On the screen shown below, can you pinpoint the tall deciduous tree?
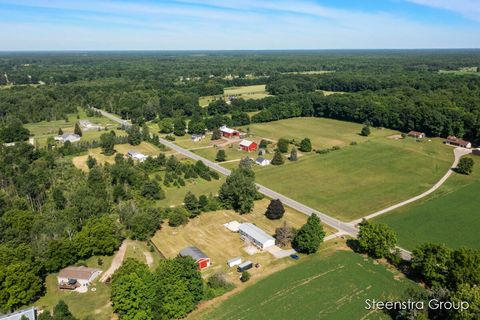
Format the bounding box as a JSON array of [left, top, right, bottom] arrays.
[[74, 122, 82, 137], [456, 157, 474, 175], [100, 132, 116, 155], [277, 138, 289, 153], [265, 199, 285, 220], [219, 167, 257, 214], [127, 125, 142, 146], [184, 191, 200, 217], [216, 149, 226, 162], [357, 220, 397, 259], [292, 214, 325, 254], [211, 128, 222, 140]]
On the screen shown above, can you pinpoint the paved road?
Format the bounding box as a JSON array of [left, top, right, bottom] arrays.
[[94, 107, 470, 261], [349, 146, 472, 225]]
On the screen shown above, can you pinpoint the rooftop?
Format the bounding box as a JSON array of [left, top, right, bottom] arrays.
[[238, 223, 275, 245], [58, 266, 100, 281], [179, 246, 208, 261], [240, 139, 254, 147], [220, 125, 236, 134]]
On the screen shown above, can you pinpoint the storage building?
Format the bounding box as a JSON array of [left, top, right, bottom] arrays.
[[238, 223, 275, 249]]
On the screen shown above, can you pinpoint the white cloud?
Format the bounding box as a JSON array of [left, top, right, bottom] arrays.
[[406, 0, 480, 21]]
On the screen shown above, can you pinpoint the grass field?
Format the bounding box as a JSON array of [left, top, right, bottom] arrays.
[[72, 142, 165, 171], [242, 117, 392, 149], [151, 198, 336, 279], [124, 240, 162, 269], [192, 249, 419, 320], [254, 136, 452, 221], [157, 177, 225, 207], [199, 84, 270, 107], [281, 70, 334, 75], [376, 156, 480, 250], [191, 141, 260, 163], [33, 255, 114, 320]]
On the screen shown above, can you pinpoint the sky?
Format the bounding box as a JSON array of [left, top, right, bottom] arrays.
[[0, 0, 479, 50]]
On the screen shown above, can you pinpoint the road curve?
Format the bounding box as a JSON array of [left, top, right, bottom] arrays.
[[349, 147, 472, 225]]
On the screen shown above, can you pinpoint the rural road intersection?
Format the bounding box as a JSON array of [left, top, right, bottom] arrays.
[[95, 108, 470, 260]]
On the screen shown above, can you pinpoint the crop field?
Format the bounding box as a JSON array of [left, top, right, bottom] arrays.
[[254, 137, 452, 221], [71, 142, 166, 171], [242, 117, 393, 149], [199, 84, 270, 107], [33, 255, 114, 320], [193, 250, 419, 320], [376, 157, 480, 250], [152, 198, 336, 279]]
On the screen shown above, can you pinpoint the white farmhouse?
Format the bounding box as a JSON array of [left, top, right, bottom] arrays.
[[57, 266, 101, 287], [238, 223, 275, 250]]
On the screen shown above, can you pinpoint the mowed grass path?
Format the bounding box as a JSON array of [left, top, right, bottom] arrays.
[[255, 138, 452, 221], [376, 157, 480, 250], [193, 250, 419, 320]]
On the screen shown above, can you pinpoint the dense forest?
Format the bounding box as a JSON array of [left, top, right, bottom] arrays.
[[1, 50, 480, 143]]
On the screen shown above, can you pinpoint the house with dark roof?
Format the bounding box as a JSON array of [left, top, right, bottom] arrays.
[[255, 157, 270, 166], [179, 246, 211, 270]]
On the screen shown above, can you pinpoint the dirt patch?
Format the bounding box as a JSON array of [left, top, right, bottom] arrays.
[[387, 134, 402, 140]]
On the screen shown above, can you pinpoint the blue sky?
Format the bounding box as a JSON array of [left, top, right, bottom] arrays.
[[0, 0, 479, 50]]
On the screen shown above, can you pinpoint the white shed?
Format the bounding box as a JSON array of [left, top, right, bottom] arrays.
[[227, 257, 242, 268], [238, 223, 275, 250]]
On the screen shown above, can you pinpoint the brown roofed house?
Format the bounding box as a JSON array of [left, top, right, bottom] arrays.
[[408, 131, 425, 139], [445, 136, 472, 148], [57, 266, 101, 288]]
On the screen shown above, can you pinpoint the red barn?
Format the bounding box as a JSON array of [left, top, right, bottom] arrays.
[[240, 139, 258, 152], [179, 246, 210, 270], [219, 125, 239, 137]]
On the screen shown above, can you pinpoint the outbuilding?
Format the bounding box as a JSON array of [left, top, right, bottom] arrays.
[[191, 134, 205, 142], [127, 150, 148, 162], [255, 157, 270, 166], [445, 136, 472, 148], [57, 266, 101, 287], [238, 223, 275, 250], [0, 307, 37, 320], [239, 140, 258, 152], [54, 133, 81, 143], [219, 125, 239, 138], [227, 257, 242, 268], [179, 246, 211, 270], [407, 131, 425, 139]]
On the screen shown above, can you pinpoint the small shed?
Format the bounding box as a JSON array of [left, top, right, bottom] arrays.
[[408, 131, 425, 139], [179, 246, 211, 270], [227, 257, 242, 268], [255, 157, 270, 166], [127, 150, 148, 162]]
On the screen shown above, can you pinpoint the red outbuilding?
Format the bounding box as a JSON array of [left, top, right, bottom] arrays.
[[219, 125, 239, 137], [239, 139, 258, 152], [179, 246, 211, 270]]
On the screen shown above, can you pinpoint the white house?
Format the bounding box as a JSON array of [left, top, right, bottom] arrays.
[[127, 150, 148, 162], [238, 223, 275, 250], [57, 266, 101, 287], [255, 157, 270, 166], [79, 119, 103, 131], [227, 257, 242, 268], [191, 134, 205, 142], [54, 133, 81, 143]]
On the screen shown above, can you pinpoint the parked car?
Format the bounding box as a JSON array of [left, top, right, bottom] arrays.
[[290, 254, 300, 260]]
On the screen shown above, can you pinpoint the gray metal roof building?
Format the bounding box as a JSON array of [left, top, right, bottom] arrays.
[[0, 307, 37, 320], [238, 223, 275, 249], [179, 246, 208, 261]]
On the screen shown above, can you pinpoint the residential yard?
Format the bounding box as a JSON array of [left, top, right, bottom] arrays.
[[72, 142, 167, 171], [151, 198, 336, 280], [199, 84, 270, 107], [254, 137, 452, 221], [242, 117, 394, 149], [191, 249, 419, 320], [191, 141, 260, 163], [376, 156, 480, 250], [33, 255, 114, 320], [157, 177, 225, 207], [124, 240, 162, 269]]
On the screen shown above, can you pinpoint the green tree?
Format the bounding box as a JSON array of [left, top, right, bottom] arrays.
[[450, 284, 480, 320], [411, 243, 452, 287], [53, 300, 77, 320], [127, 125, 142, 146], [184, 192, 200, 217], [52, 188, 66, 210], [299, 138, 312, 152], [141, 123, 150, 141], [219, 167, 257, 214], [58, 128, 63, 135], [292, 214, 325, 254], [360, 125, 371, 137], [188, 121, 205, 135], [73, 216, 121, 258], [216, 149, 226, 162], [277, 138, 289, 153], [74, 122, 82, 137], [198, 195, 209, 211], [271, 149, 284, 165], [173, 118, 187, 136], [86, 155, 97, 169], [289, 146, 298, 161], [240, 271, 251, 282], [265, 199, 285, 220], [211, 128, 222, 140], [456, 157, 474, 175], [168, 207, 189, 227], [100, 132, 116, 155], [141, 180, 165, 200], [357, 220, 397, 259], [158, 118, 174, 134]]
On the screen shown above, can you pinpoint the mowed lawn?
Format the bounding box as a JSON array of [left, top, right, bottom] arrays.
[[199, 84, 270, 107], [157, 177, 225, 207], [192, 250, 419, 320], [376, 156, 480, 250], [242, 117, 393, 149], [255, 138, 452, 221]]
